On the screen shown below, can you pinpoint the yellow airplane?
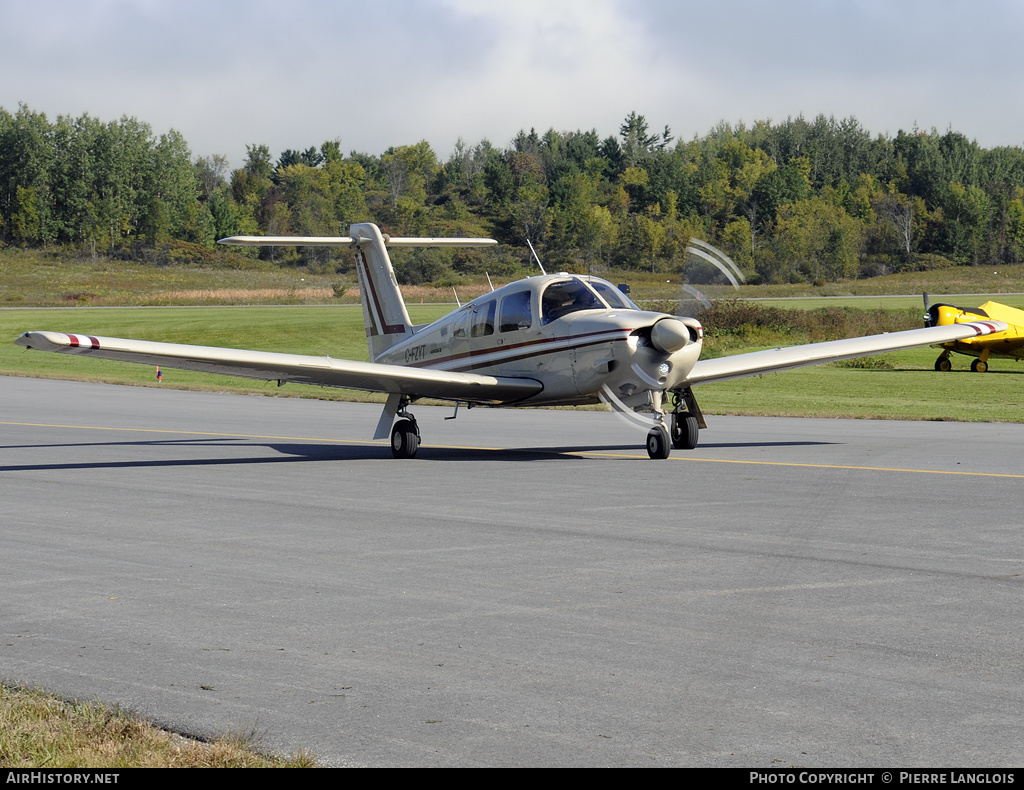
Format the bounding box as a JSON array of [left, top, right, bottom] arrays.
[[926, 296, 1024, 372]]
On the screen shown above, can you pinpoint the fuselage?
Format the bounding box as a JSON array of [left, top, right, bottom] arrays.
[[375, 274, 703, 406]]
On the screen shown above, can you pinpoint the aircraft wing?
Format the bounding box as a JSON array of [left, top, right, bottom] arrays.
[[13, 331, 541, 404], [685, 320, 1008, 385]]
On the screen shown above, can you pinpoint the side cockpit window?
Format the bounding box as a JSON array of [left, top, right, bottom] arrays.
[[500, 290, 533, 332], [471, 300, 496, 337]]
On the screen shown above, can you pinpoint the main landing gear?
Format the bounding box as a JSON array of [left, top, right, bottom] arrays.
[[671, 411, 700, 450], [390, 401, 421, 459], [935, 350, 991, 372], [390, 418, 419, 458]]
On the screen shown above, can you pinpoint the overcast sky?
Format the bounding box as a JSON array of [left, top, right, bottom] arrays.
[[3, 0, 1022, 167]]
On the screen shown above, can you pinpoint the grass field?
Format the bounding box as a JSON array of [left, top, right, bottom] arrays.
[[0, 684, 314, 768], [4, 246, 1024, 306]]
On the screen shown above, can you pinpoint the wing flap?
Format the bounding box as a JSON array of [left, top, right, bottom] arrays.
[[685, 321, 1008, 385], [14, 331, 541, 404]]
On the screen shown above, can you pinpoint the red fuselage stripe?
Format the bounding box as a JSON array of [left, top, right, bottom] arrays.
[[449, 335, 630, 373], [403, 327, 636, 369]]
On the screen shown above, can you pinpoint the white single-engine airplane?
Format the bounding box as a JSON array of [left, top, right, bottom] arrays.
[[15, 223, 1007, 459]]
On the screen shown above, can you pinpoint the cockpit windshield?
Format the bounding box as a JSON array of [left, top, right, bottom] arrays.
[[540, 277, 640, 324], [541, 278, 603, 325], [586, 278, 640, 310]]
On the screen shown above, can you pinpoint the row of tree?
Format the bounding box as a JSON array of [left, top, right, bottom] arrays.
[[2, 104, 1024, 284]]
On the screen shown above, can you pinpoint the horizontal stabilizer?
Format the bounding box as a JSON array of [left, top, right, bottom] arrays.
[[219, 235, 497, 248]]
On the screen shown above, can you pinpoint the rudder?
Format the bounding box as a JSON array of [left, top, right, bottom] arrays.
[[350, 223, 414, 361]]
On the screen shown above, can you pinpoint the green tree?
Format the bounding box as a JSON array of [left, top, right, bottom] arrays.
[[767, 196, 861, 282], [9, 185, 40, 245], [0, 104, 52, 244]]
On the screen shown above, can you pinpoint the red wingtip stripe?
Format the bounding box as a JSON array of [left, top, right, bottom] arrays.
[[65, 334, 100, 349]]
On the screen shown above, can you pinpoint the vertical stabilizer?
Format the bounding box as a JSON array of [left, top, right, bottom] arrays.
[[350, 223, 414, 361]]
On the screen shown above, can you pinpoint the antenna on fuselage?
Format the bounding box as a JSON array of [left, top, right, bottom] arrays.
[[526, 239, 547, 275], [452, 287, 462, 308], [486, 272, 494, 292]]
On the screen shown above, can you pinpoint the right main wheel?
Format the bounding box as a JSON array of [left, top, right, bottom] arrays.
[[390, 419, 420, 459]]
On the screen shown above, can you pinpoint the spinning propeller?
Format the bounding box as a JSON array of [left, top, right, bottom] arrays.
[[675, 239, 745, 317], [602, 239, 744, 443]]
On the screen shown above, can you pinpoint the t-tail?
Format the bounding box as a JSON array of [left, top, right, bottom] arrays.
[[218, 223, 496, 362]]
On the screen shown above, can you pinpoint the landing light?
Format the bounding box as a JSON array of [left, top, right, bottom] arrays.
[[658, 362, 671, 377]]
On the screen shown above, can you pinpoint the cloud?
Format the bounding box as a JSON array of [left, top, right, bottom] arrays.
[[1, 0, 1022, 168]]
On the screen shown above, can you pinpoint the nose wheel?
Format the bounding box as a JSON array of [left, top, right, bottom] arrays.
[[646, 424, 671, 459]]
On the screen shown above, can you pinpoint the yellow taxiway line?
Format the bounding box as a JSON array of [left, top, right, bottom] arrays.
[[4, 419, 1024, 479]]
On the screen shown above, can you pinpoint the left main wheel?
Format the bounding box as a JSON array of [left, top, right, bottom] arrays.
[[646, 425, 671, 460], [671, 413, 699, 450], [391, 419, 420, 459], [971, 358, 988, 372]]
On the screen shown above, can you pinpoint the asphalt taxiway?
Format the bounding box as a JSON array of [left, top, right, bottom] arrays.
[[2, 376, 1022, 767]]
